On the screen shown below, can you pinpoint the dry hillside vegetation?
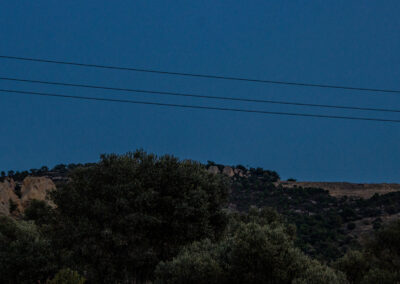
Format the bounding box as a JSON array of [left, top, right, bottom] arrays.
[[276, 181, 400, 198]]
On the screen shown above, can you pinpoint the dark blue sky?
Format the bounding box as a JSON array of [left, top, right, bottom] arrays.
[[1, 1, 399, 182]]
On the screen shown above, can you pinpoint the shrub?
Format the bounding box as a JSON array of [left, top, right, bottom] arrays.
[[8, 198, 18, 213], [47, 268, 86, 284]]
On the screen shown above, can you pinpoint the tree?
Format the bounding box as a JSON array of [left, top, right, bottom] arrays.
[[333, 250, 369, 283], [292, 260, 347, 284], [24, 199, 54, 226], [39, 165, 49, 174], [49, 151, 229, 283], [335, 220, 400, 283], [51, 164, 67, 174], [361, 268, 399, 284], [226, 222, 306, 283], [156, 208, 346, 284], [0, 216, 56, 283], [206, 160, 216, 167], [155, 240, 224, 284]]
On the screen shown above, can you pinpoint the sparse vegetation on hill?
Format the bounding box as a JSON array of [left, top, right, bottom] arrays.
[[228, 169, 400, 260]]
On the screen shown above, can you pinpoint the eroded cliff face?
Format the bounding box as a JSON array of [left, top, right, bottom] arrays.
[[0, 176, 55, 216], [0, 178, 22, 215], [20, 177, 56, 207]]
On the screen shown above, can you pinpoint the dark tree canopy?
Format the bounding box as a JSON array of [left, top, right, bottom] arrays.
[[49, 151, 229, 283], [2, 150, 400, 283], [155, 208, 347, 284], [334, 220, 400, 284], [0, 216, 56, 284]]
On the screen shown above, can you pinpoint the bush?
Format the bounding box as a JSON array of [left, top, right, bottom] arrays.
[[47, 268, 86, 284]]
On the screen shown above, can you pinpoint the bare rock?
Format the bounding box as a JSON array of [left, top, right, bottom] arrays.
[[20, 177, 56, 207], [208, 166, 220, 174], [234, 168, 244, 177], [0, 178, 22, 215], [222, 166, 234, 177]]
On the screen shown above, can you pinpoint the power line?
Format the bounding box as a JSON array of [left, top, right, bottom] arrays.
[[0, 88, 399, 123], [1, 77, 399, 113], [1, 55, 399, 94]]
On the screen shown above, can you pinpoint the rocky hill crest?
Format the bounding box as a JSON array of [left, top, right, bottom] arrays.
[[0, 176, 55, 216]]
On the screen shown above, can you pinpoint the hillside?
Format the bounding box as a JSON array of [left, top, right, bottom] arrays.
[[276, 181, 400, 198], [1, 162, 400, 261], [207, 164, 400, 260]]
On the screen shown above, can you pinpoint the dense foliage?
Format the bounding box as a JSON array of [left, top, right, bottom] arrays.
[[0, 216, 56, 284], [1, 152, 399, 283], [334, 220, 400, 283], [48, 151, 228, 283], [155, 208, 347, 284]]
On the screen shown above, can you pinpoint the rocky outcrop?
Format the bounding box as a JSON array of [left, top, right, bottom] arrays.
[[208, 165, 248, 178], [208, 166, 220, 174], [0, 178, 22, 215], [234, 168, 245, 177], [20, 176, 56, 207], [0, 176, 56, 215], [222, 166, 235, 177]]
